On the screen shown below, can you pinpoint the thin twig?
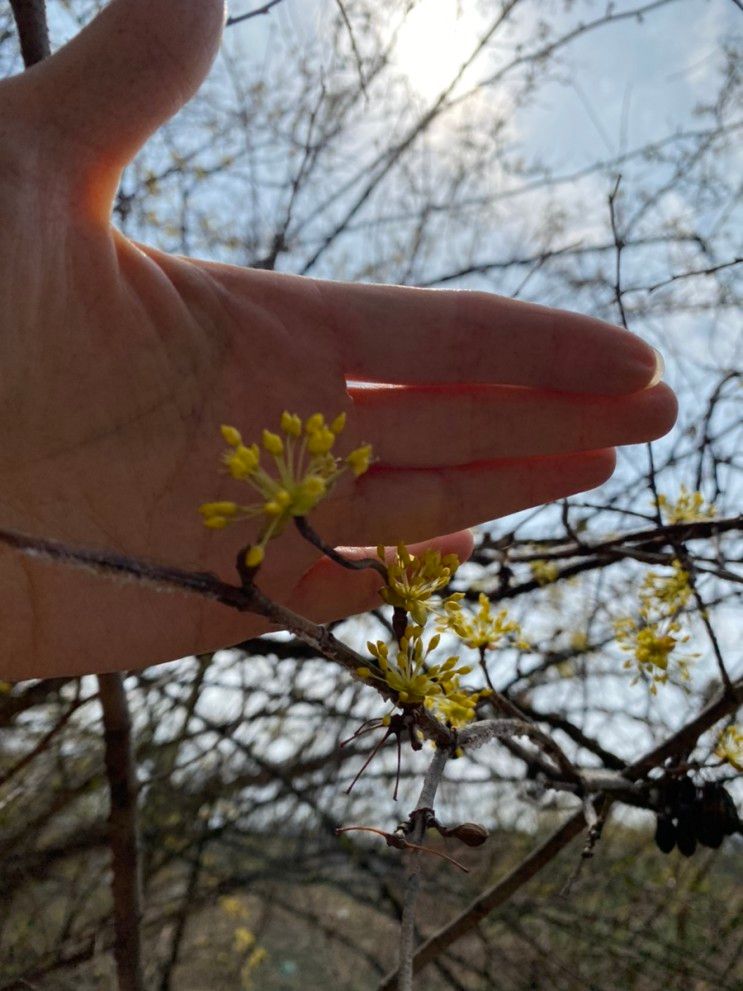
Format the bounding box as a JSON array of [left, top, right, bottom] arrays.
[[625, 256, 742, 293], [459, 717, 580, 781], [225, 0, 285, 27], [334, 0, 368, 98], [294, 516, 387, 577]]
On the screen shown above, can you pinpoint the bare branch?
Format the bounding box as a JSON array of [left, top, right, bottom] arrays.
[[225, 0, 285, 28], [9, 0, 49, 66], [98, 673, 144, 991], [334, 0, 368, 98], [378, 678, 743, 988], [398, 747, 449, 991]]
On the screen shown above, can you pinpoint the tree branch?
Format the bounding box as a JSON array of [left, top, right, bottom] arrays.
[[98, 673, 144, 991], [378, 677, 743, 989], [9, 0, 50, 66], [397, 747, 449, 991], [225, 0, 285, 27]]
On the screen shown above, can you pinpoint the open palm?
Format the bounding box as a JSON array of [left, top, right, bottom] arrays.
[[0, 0, 677, 680]]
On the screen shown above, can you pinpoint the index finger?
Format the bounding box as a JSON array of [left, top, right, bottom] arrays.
[[318, 281, 662, 395]]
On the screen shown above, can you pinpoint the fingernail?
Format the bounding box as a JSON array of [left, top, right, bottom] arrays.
[[647, 347, 664, 388]]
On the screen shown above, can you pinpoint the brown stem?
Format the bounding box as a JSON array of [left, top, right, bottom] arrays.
[[98, 673, 144, 991], [0, 526, 454, 747], [9, 0, 50, 66], [294, 516, 387, 577], [397, 747, 449, 991]]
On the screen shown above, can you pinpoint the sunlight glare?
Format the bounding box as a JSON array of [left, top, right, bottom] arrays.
[[393, 1, 482, 100]]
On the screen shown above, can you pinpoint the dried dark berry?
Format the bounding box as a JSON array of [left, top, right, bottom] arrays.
[[695, 814, 724, 849], [719, 786, 741, 836], [675, 813, 697, 857], [654, 814, 676, 854], [694, 784, 725, 848], [676, 776, 696, 812]]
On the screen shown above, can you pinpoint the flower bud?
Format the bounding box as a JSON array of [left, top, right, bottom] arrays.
[[220, 424, 242, 447], [262, 430, 284, 456]]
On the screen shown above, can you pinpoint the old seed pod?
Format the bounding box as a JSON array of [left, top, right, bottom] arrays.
[[444, 822, 489, 847], [675, 812, 697, 858], [654, 814, 676, 855]]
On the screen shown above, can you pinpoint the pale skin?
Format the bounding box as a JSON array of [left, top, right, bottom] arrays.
[[0, 0, 677, 681]]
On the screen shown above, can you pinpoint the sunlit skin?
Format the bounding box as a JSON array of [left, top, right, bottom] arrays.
[[0, 0, 677, 681]]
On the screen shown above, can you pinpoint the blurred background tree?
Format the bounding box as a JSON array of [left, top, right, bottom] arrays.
[[0, 1, 740, 989]]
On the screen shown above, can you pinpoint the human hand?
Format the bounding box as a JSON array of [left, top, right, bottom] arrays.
[[0, 0, 676, 680]]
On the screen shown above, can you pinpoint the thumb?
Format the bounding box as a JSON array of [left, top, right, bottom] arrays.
[[34, 0, 225, 213]]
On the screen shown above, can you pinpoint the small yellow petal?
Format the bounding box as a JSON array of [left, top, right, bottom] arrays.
[[199, 501, 238, 517], [305, 413, 325, 433], [220, 424, 242, 447], [245, 546, 264, 568], [262, 430, 284, 456], [280, 411, 302, 437], [330, 412, 347, 434], [203, 516, 229, 529], [307, 425, 335, 455], [346, 444, 372, 477]]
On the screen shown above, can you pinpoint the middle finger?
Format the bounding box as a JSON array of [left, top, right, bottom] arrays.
[[347, 382, 677, 467]]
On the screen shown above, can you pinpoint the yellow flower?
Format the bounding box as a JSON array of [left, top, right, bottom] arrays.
[[379, 543, 461, 625], [261, 430, 284, 456], [656, 485, 716, 524], [614, 559, 698, 691], [199, 412, 372, 564], [220, 896, 248, 918], [530, 560, 559, 585], [364, 626, 486, 727], [245, 546, 265, 568], [714, 725, 743, 771], [570, 631, 589, 652], [641, 559, 692, 611], [280, 411, 302, 437], [614, 616, 694, 691], [307, 425, 335, 455], [220, 424, 242, 447], [240, 944, 268, 989], [223, 443, 260, 480], [233, 927, 255, 953], [347, 444, 373, 477], [441, 593, 524, 652]]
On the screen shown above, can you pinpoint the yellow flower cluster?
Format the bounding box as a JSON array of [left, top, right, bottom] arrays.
[[378, 543, 462, 625], [220, 896, 247, 918], [439, 592, 527, 652], [220, 901, 268, 990], [657, 485, 716, 524], [715, 725, 743, 772], [530, 559, 560, 585], [358, 625, 489, 727], [241, 945, 267, 990], [614, 560, 697, 692], [199, 412, 372, 566], [641, 558, 693, 612]]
